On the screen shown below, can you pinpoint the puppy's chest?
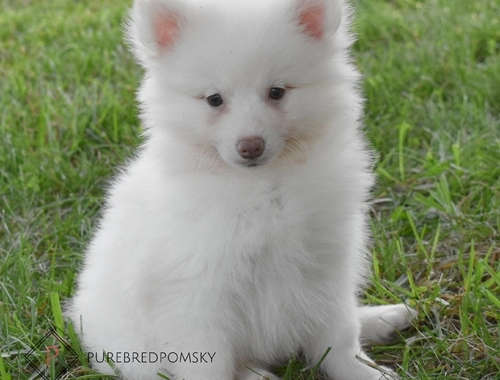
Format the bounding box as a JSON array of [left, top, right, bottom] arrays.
[[235, 184, 285, 225], [168, 178, 321, 274], [176, 179, 319, 274], [221, 183, 311, 254], [215, 184, 325, 305], [159, 180, 329, 342], [221, 185, 329, 353]]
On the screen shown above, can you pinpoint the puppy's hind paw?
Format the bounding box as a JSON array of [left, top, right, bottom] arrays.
[[359, 304, 418, 345]]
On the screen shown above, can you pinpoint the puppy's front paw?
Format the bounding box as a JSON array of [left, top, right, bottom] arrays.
[[238, 364, 281, 380], [355, 354, 401, 379]]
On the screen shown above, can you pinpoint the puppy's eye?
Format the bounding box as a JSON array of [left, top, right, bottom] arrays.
[[207, 94, 223, 107], [269, 87, 285, 100]]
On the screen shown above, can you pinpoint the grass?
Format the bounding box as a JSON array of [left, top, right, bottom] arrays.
[[0, 0, 498, 378]]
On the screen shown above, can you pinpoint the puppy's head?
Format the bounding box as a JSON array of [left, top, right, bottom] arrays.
[[127, 0, 356, 170]]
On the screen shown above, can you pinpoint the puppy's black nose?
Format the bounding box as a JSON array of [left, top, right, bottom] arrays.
[[237, 137, 265, 159]]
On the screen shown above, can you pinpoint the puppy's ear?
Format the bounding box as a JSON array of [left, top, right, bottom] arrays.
[[295, 0, 343, 40], [126, 0, 186, 65]]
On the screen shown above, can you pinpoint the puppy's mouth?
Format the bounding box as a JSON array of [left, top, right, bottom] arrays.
[[238, 159, 266, 168]]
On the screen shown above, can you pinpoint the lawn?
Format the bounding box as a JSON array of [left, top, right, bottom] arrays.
[[1, 0, 499, 379]]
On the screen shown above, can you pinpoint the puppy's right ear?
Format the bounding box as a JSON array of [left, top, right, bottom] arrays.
[[126, 0, 185, 66], [294, 0, 343, 41]]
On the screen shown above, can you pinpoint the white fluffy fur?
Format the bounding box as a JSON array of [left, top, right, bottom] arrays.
[[69, 0, 416, 379]]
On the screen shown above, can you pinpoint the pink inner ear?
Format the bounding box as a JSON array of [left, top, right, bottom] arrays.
[[298, 3, 325, 40], [154, 13, 179, 49]]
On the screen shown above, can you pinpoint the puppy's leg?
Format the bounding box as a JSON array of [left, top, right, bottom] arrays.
[[359, 304, 418, 345], [151, 323, 236, 380], [237, 363, 281, 380], [305, 296, 399, 380], [167, 348, 234, 380]]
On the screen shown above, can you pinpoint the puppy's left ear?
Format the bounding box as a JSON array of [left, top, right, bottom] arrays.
[[295, 0, 343, 40]]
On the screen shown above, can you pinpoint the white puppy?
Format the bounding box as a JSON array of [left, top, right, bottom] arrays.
[[69, 0, 417, 379]]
